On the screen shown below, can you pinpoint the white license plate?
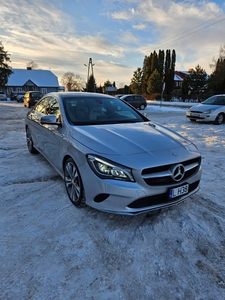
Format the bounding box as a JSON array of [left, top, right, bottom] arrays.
[[169, 184, 189, 199], [190, 113, 199, 117]]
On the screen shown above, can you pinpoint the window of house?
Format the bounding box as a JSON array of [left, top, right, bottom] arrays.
[[41, 88, 47, 95]]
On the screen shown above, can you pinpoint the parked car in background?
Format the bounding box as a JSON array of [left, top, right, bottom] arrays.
[[10, 91, 26, 101], [10, 92, 18, 100], [0, 91, 7, 101], [186, 94, 225, 125], [25, 92, 202, 215], [17, 92, 26, 102], [115, 94, 125, 99], [24, 91, 43, 108], [120, 94, 147, 110]]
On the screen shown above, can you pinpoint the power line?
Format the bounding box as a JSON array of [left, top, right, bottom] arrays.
[[120, 13, 225, 62]]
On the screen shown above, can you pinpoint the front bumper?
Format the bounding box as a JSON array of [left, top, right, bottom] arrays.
[[81, 164, 202, 215], [186, 111, 216, 122]]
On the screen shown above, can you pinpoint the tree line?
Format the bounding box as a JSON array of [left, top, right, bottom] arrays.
[[130, 49, 176, 97], [0, 41, 225, 101]]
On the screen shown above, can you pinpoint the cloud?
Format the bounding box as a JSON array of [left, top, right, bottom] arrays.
[[111, 7, 136, 20], [1, 0, 225, 86], [119, 30, 139, 44], [132, 23, 147, 30]]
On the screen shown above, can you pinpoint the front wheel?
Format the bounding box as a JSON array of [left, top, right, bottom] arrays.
[[140, 104, 146, 110], [214, 113, 224, 125], [64, 158, 86, 207], [26, 127, 38, 154]]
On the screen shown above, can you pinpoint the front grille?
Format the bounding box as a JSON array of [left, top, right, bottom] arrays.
[[128, 181, 200, 209], [142, 157, 201, 186]]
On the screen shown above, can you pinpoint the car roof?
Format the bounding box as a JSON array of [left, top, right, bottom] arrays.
[[48, 92, 117, 100]]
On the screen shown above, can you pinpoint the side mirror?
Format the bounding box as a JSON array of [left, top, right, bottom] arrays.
[[40, 114, 61, 126]]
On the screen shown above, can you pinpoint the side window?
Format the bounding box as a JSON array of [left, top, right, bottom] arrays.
[[216, 96, 225, 105], [35, 97, 49, 114], [35, 97, 60, 121], [47, 97, 60, 117], [126, 96, 133, 102]]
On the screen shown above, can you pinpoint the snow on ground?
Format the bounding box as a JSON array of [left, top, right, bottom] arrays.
[[0, 101, 225, 300]]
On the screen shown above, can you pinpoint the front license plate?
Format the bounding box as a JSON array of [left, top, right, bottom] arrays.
[[169, 184, 189, 199], [190, 113, 200, 117]]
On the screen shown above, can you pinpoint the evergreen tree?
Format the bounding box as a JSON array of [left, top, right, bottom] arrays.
[[142, 55, 151, 94], [150, 51, 158, 73], [163, 49, 176, 95], [104, 79, 113, 87], [130, 67, 142, 94], [182, 65, 208, 100], [147, 69, 162, 94], [87, 74, 96, 92], [209, 45, 225, 94], [158, 49, 164, 78], [0, 42, 13, 89]]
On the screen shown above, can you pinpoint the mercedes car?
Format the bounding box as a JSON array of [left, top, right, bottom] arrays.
[[25, 92, 202, 215]]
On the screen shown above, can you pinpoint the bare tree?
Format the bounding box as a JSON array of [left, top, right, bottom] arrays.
[[26, 61, 39, 69], [61, 72, 85, 91]]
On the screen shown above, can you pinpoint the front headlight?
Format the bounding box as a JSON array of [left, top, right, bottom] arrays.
[[87, 155, 135, 182], [203, 109, 215, 114]]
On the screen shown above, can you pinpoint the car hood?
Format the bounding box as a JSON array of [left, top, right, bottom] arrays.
[[190, 104, 221, 112], [70, 122, 190, 155]]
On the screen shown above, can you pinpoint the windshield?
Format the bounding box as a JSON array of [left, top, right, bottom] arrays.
[[203, 95, 225, 105], [62, 95, 148, 125]]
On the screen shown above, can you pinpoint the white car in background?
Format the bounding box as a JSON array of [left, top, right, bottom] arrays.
[[186, 94, 225, 125], [0, 91, 7, 101]]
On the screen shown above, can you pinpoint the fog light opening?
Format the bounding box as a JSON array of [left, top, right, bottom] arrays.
[[94, 193, 110, 203]]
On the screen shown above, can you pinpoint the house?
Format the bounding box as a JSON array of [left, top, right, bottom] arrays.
[[103, 86, 117, 95], [6, 68, 60, 96], [174, 70, 190, 88]]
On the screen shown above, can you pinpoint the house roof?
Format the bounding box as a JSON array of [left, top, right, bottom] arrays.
[[174, 70, 190, 80], [174, 74, 184, 81], [7, 69, 59, 87]]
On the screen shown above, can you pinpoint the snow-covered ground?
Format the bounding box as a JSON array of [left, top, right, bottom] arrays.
[[1, 101, 224, 300]]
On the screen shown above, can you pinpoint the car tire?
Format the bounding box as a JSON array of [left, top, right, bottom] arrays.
[[64, 158, 86, 207], [140, 104, 146, 110], [26, 127, 38, 154], [214, 113, 224, 125]]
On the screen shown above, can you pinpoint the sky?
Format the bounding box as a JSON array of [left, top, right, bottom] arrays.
[[0, 0, 225, 88]]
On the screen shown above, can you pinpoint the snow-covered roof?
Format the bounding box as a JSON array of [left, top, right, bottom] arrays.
[[174, 74, 184, 81], [7, 69, 59, 87]]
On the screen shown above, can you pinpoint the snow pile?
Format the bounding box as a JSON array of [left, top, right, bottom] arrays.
[[0, 101, 224, 299]]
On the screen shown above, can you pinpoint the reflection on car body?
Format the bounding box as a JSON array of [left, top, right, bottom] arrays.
[[186, 94, 225, 125], [25, 92, 202, 215]]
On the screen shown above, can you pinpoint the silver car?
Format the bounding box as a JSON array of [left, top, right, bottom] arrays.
[[25, 92, 202, 215], [186, 94, 225, 125], [0, 91, 7, 101]]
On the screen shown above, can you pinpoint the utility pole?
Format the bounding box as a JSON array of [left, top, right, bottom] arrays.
[[84, 58, 95, 92]]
